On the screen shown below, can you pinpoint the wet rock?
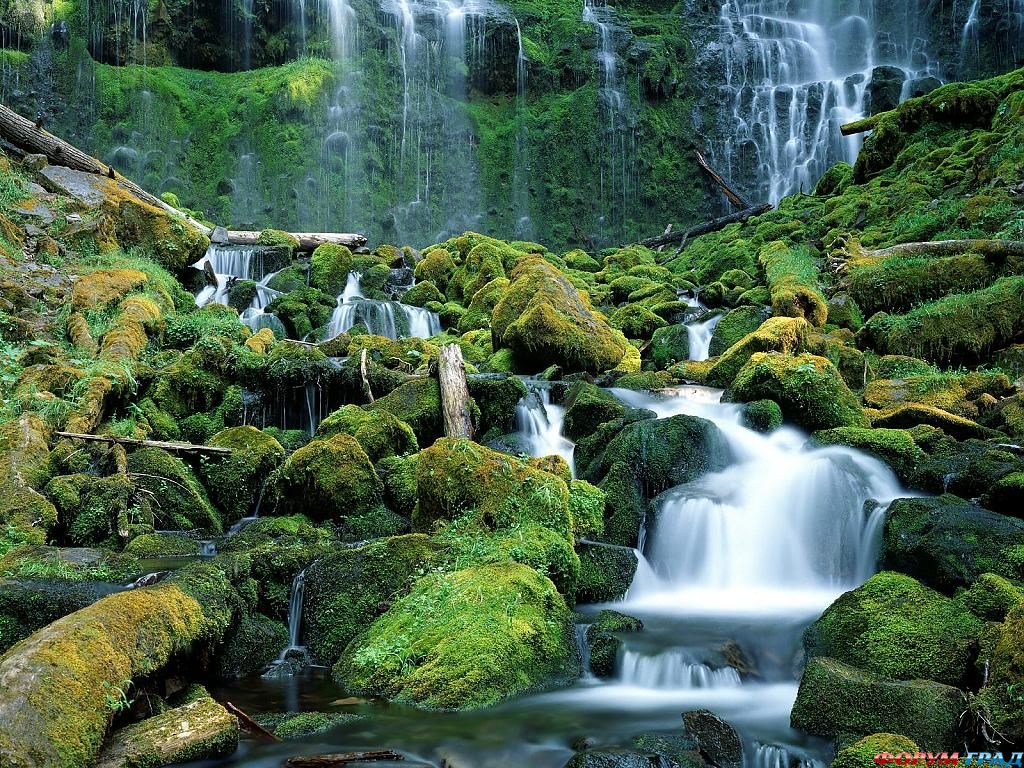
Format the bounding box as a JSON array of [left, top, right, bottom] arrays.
[[564, 749, 664, 768], [586, 609, 643, 678], [576, 541, 638, 603], [682, 709, 743, 768], [866, 65, 906, 115], [632, 732, 705, 768]]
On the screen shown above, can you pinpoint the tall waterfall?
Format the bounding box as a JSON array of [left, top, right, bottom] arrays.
[[712, 0, 941, 205]]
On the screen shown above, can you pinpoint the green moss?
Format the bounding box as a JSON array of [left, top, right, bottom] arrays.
[[648, 325, 691, 369], [0, 414, 57, 547], [758, 241, 827, 326], [316, 405, 418, 462], [336, 563, 579, 709], [377, 454, 418, 517], [575, 542, 638, 603], [871, 404, 994, 441], [586, 609, 643, 678], [402, 280, 444, 307], [831, 734, 921, 768], [367, 377, 443, 447], [704, 316, 810, 388], [742, 400, 783, 433], [460, 277, 510, 333], [563, 381, 627, 441], [569, 479, 605, 540], [270, 712, 361, 740], [708, 306, 766, 358], [729, 353, 867, 431], [610, 303, 668, 340], [466, 374, 528, 442], [309, 243, 352, 295], [958, 572, 1024, 621], [826, 293, 865, 331], [200, 426, 285, 523], [257, 229, 300, 250], [805, 572, 982, 686], [215, 613, 288, 677], [791, 657, 963, 748], [812, 428, 925, 482], [124, 532, 201, 558], [128, 448, 222, 533], [269, 433, 383, 524], [975, 602, 1024, 742]]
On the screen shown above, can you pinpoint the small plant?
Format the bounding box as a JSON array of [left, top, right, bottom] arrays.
[[101, 679, 135, 713]]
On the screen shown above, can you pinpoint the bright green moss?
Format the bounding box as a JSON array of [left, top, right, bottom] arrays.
[[648, 324, 691, 369], [316, 405, 418, 462], [831, 734, 920, 768], [336, 563, 580, 709], [708, 306, 766, 358], [466, 374, 527, 442], [976, 602, 1024, 743], [609, 303, 668, 340], [402, 280, 445, 307], [128, 448, 222, 533], [124, 532, 201, 558], [575, 541, 638, 603], [704, 316, 810, 388], [200, 426, 285, 522], [257, 229, 300, 250], [568, 479, 605, 540], [367, 377, 443, 447], [758, 241, 828, 326], [563, 381, 627, 441], [958, 572, 1024, 621], [811, 427, 925, 481], [742, 399, 783, 433], [269, 712, 361, 740], [309, 244, 353, 295], [586, 609, 643, 678]]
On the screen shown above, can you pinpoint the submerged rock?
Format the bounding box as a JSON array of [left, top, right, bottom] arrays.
[[586, 609, 643, 678]]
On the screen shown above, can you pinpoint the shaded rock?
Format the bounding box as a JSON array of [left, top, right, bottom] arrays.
[[682, 709, 743, 768], [586, 609, 643, 679]]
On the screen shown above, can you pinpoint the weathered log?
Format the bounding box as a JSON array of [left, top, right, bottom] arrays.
[[224, 702, 281, 743], [655, 223, 673, 253], [695, 149, 751, 209], [861, 239, 1024, 260], [223, 230, 367, 251], [438, 344, 474, 440], [55, 431, 232, 455], [841, 114, 884, 136], [643, 204, 773, 252], [285, 751, 404, 767], [0, 103, 212, 234], [360, 348, 375, 404]]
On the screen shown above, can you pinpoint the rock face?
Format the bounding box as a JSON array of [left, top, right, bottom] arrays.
[[95, 690, 238, 768], [682, 709, 743, 768]]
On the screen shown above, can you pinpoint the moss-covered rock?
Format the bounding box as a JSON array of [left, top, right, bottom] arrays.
[[336, 562, 579, 709], [367, 377, 443, 447], [128, 448, 221, 533], [269, 434, 383, 524], [826, 292, 864, 331], [71, 269, 148, 310], [0, 580, 110, 654], [790, 657, 963, 747], [316, 405, 418, 462], [586, 609, 643, 678], [648, 325, 691, 369], [262, 712, 362, 740], [214, 613, 288, 677], [811, 428, 925, 482], [402, 280, 445, 307], [883, 494, 1024, 591], [708, 306, 766, 358], [492, 256, 628, 373], [975, 602, 1024, 743], [758, 241, 827, 326], [467, 374, 528, 442], [958, 572, 1024, 622], [742, 399, 783, 433], [200, 426, 285, 523], [0, 561, 237, 768], [704, 317, 810, 388], [309, 243, 352, 295], [303, 534, 436, 666], [576, 542, 638, 603], [871, 404, 995, 441], [610, 304, 668, 340], [831, 734, 920, 768], [377, 454, 418, 517], [804, 572, 982, 686], [0, 414, 56, 549], [729, 353, 867, 431], [564, 382, 627, 441]]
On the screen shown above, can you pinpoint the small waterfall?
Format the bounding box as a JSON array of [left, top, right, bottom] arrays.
[[327, 273, 441, 339], [750, 743, 826, 768], [619, 649, 743, 689], [512, 18, 533, 239], [686, 314, 722, 361], [285, 569, 306, 650], [192, 244, 287, 335], [575, 624, 595, 681], [513, 383, 576, 476]]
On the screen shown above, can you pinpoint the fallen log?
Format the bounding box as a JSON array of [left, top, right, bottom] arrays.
[[861, 238, 1024, 260], [55, 431, 232, 455], [841, 114, 884, 136], [285, 752, 404, 767], [224, 701, 281, 743], [438, 343, 474, 440], [222, 230, 367, 251], [695, 149, 751, 209], [643, 203, 773, 252]]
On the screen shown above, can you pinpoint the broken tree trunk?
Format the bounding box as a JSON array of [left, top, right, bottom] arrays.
[[55, 431, 232, 455], [219, 230, 367, 251], [360, 348, 375, 404], [438, 344, 474, 440], [224, 702, 280, 743], [0, 103, 212, 235], [643, 203, 773, 252], [695, 149, 751, 209], [285, 751, 404, 767], [841, 114, 884, 136], [861, 238, 1024, 260]]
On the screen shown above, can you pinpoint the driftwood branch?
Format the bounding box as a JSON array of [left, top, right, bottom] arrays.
[[438, 344, 474, 440], [861, 239, 1024, 260], [841, 114, 883, 136], [695, 149, 751, 209], [359, 348, 375, 404], [643, 204, 773, 253], [224, 702, 281, 743], [54, 432, 232, 455], [285, 751, 404, 767]]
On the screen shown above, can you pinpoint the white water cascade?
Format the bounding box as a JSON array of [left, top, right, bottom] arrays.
[[513, 383, 576, 476], [193, 245, 286, 334], [687, 313, 722, 361], [327, 273, 442, 339], [714, 0, 941, 205], [619, 649, 743, 689]]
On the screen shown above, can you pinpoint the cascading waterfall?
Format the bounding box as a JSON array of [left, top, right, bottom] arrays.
[[619, 649, 743, 689], [713, 0, 940, 205], [513, 382, 576, 476], [512, 19, 533, 239], [686, 313, 722, 361], [285, 569, 307, 651], [192, 244, 286, 333], [327, 273, 441, 339]]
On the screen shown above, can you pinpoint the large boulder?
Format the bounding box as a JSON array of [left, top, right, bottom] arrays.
[[810, 428, 925, 483], [708, 306, 767, 358], [804, 572, 982, 686], [315, 405, 418, 462], [883, 494, 1024, 591], [564, 382, 627, 441], [790, 657, 963, 748], [729, 353, 867, 431], [976, 603, 1024, 743], [367, 377, 444, 447], [336, 563, 580, 709], [576, 542, 638, 603], [704, 317, 810, 388], [128, 448, 222, 533], [492, 256, 629, 373], [201, 426, 285, 522]]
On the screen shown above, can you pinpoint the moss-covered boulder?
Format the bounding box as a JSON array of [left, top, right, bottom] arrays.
[[492, 256, 628, 373], [959, 573, 1024, 622], [336, 563, 580, 709], [214, 613, 289, 677], [811, 428, 925, 482], [790, 657, 963, 747], [367, 377, 443, 447], [95, 689, 238, 768], [200, 427, 285, 522], [467, 374, 528, 442], [586, 609, 643, 678], [648, 325, 692, 369], [704, 317, 810, 388], [742, 400, 783, 432], [729, 353, 867, 431], [976, 602, 1024, 743], [0, 580, 110, 654], [128, 448, 222, 533], [758, 241, 827, 326], [804, 572, 982, 686], [564, 381, 628, 441], [303, 535, 436, 666], [576, 542, 638, 603], [610, 304, 668, 340], [0, 414, 56, 549], [0, 561, 237, 768], [124, 532, 201, 558], [871, 404, 995, 440], [402, 280, 444, 307], [460, 277, 510, 332], [831, 734, 920, 768], [883, 494, 1024, 591], [316, 405, 418, 462], [309, 243, 352, 295], [708, 306, 766, 358], [269, 434, 383, 524]]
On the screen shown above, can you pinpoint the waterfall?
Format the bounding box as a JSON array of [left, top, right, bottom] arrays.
[[286, 569, 307, 650], [751, 743, 826, 768], [713, 0, 940, 205], [513, 383, 576, 476], [327, 273, 442, 339], [686, 314, 722, 361], [192, 244, 286, 333], [512, 18, 533, 240], [619, 650, 743, 689]]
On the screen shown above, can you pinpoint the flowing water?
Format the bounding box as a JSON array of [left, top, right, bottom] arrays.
[[193, 244, 286, 333], [326, 273, 442, 339], [512, 380, 576, 476], [687, 313, 722, 361]]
